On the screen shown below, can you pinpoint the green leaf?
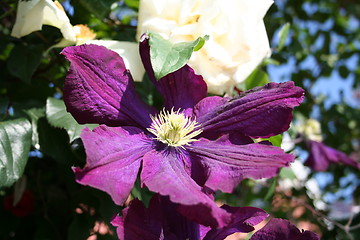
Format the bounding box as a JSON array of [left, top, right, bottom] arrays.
[[244, 69, 270, 90], [149, 32, 208, 80], [13, 176, 27, 206], [37, 117, 74, 163], [339, 65, 350, 79], [46, 98, 97, 142], [24, 108, 45, 148], [67, 213, 94, 240], [258, 134, 283, 148], [124, 0, 140, 9], [268, 134, 283, 148], [277, 23, 290, 51], [6, 44, 43, 84], [0, 97, 9, 119], [131, 177, 153, 208], [264, 177, 277, 201], [279, 167, 296, 180], [262, 58, 280, 66], [0, 118, 32, 188], [78, 0, 117, 19]]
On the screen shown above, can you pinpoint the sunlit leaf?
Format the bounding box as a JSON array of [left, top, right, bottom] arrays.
[[149, 32, 209, 80], [24, 108, 45, 148], [124, 0, 140, 9], [46, 98, 97, 142], [0, 118, 32, 188], [267, 134, 283, 148], [277, 23, 290, 51], [244, 68, 270, 90], [264, 177, 277, 201]]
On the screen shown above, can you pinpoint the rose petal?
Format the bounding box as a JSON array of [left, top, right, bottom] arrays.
[[73, 125, 152, 205], [139, 34, 208, 112], [62, 44, 155, 128], [250, 218, 320, 240], [187, 138, 294, 193], [140, 149, 231, 228], [11, 0, 76, 42], [196, 82, 304, 138], [305, 140, 360, 171], [136, 0, 273, 95], [203, 206, 268, 240]]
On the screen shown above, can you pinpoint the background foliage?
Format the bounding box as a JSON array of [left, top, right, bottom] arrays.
[[0, 0, 359, 239]]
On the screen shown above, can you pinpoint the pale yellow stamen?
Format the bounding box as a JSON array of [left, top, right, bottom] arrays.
[[147, 108, 203, 148]]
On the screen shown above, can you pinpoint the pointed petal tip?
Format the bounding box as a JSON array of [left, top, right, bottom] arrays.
[[139, 32, 149, 42]]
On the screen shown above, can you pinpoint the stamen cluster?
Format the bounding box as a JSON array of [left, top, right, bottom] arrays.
[[147, 108, 203, 147]]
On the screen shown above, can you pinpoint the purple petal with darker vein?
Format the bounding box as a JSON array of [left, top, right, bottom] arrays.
[[187, 138, 294, 193], [73, 125, 152, 205], [112, 194, 268, 240], [250, 218, 320, 240], [193, 96, 229, 117], [112, 195, 201, 240], [196, 82, 304, 138], [203, 206, 268, 240], [305, 140, 359, 171], [62, 44, 155, 128], [140, 149, 232, 228], [111, 198, 166, 240], [139, 34, 208, 111]]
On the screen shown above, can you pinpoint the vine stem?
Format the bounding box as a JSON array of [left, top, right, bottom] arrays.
[[284, 194, 360, 239]]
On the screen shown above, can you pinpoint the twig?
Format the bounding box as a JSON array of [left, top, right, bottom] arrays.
[[286, 194, 359, 238]]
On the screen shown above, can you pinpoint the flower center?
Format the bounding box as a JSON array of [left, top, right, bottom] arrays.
[[147, 108, 203, 148]]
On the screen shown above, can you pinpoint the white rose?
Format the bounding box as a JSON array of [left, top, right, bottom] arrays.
[[11, 0, 76, 42], [137, 0, 273, 94], [11, 1, 144, 81]]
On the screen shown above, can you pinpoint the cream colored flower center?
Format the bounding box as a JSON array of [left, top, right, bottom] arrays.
[[147, 108, 202, 147]]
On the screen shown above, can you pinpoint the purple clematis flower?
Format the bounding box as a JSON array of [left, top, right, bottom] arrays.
[[250, 218, 320, 240], [111, 194, 268, 240], [305, 140, 360, 171], [61, 34, 304, 228]]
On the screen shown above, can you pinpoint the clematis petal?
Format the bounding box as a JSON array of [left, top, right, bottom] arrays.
[[250, 218, 320, 240], [112, 195, 199, 240], [139, 34, 208, 111], [193, 96, 228, 117], [203, 206, 268, 240], [73, 125, 152, 205], [62, 44, 155, 128], [140, 149, 231, 228], [111, 197, 167, 240], [85, 40, 145, 82], [187, 138, 294, 193], [112, 194, 268, 240], [305, 140, 360, 171], [196, 82, 304, 138]]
